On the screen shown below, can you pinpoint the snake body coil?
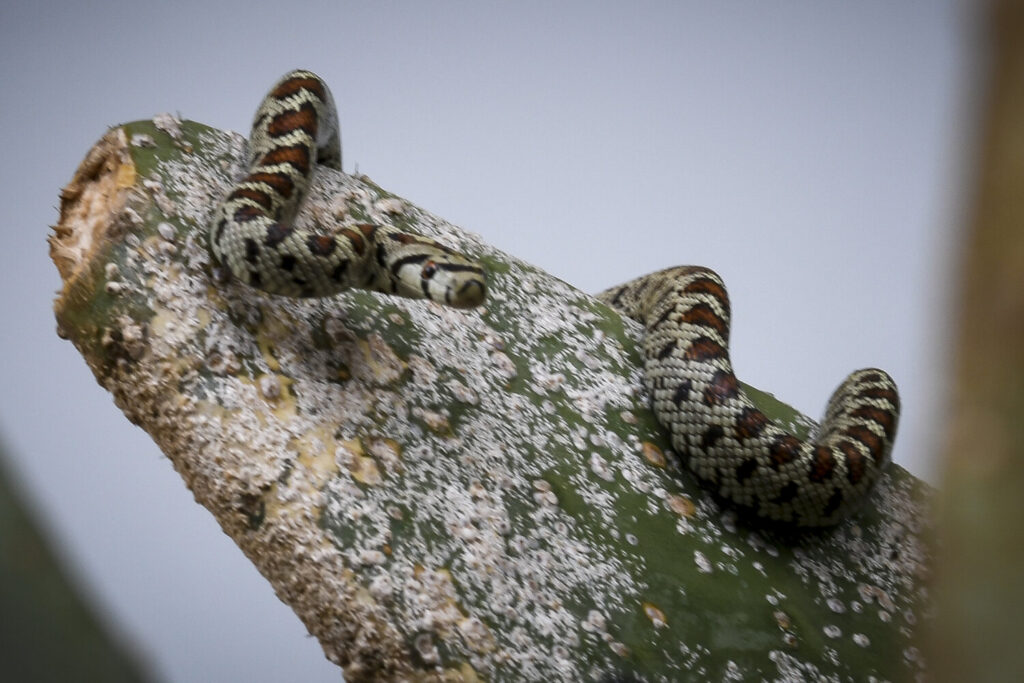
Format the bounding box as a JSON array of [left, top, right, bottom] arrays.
[[213, 71, 898, 527], [599, 266, 899, 526], [210, 70, 486, 308]]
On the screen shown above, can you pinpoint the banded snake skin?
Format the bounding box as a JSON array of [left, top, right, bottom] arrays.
[[210, 70, 487, 308], [211, 70, 899, 527], [598, 267, 899, 526]]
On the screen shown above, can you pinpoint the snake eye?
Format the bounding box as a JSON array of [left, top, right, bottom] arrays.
[[421, 260, 438, 279]]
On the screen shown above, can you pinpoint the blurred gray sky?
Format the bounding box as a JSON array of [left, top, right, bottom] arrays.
[[0, 1, 971, 681]]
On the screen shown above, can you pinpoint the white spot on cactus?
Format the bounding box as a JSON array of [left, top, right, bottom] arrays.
[[373, 197, 407, 216], [642, 602, 667, 628], [694, 550, 713, 574], [490, 350, 517, 380], [131, 133, 156, 148], [358, 549, 387, 566], [826, 598, 846, 614], [589, 453, 614, 482], [157, 221, 176, 241], [152, 112, 183, 139], [258, 374, 281, 399]]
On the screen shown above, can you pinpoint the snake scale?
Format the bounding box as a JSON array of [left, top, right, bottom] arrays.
[[211, 70, 899, 527]]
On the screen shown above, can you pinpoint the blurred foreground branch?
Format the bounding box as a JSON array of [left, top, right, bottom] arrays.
[[0, 443, 150, 682], [932, 3, 1024, 681]]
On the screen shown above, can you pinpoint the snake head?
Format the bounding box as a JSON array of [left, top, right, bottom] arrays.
[[387, 239, 487, 309]]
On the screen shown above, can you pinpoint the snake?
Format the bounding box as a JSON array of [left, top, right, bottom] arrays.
[[212, 70, 898, 527], [598, 266, 900, 526], [209, 69, 486, 308]]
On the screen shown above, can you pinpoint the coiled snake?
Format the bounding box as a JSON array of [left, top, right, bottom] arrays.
[[211, 70, 899, 527], [210, 70, 487, 307], [599, 268, 899, 526]]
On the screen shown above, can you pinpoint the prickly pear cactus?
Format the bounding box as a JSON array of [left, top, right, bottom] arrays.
[[50, 117, 932, 682]]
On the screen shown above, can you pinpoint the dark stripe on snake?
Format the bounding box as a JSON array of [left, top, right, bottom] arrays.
[[214, 218, 227, 244], [844, 425, 884, 461], [682, 337, 726, 362], [736, 458, 758, 483], [339, 227, 367, 256], [247, 171, 295, 198], [650, 305, 675, 332], [389, 253, 430, 273], [701, 425, 724, 451], [735, 407, 769, 441], [264, 223, 293, 248], [671, 379, 693, 407], [656, 339, 677, 360], [438, 264, 485, 274], [703, 370, 739, 406], [306, 234, 336, 257], [434, 263, 485, 276], [227, 187, 274, 211], [259, 144, 311, 176], [682, 275, 729, 305], [270, 75, 327, 100], [233, 205, 264, 223], [280, 254, 296, 272], [244, 238, 259, 264], [839, 442, 866, 484], [769, 435, 801, 467], [679, 302, 728, 337], [851, 406, 897, 437], [267, 101, 319, 139], [387, 231, 423, 245], [808, 446, 836, 483], [859, 385, 900, 405]]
